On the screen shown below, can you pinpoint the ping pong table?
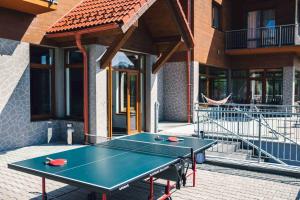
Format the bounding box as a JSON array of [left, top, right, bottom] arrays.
[[8, 133, 216, 200]]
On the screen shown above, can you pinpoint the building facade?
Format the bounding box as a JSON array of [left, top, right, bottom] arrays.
[[1, 0, 299, 152], [0, 0, 193, 151], [158, 0, 300, 124], [188, 0, 300, 107]]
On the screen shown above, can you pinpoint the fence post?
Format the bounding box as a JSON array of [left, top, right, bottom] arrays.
[[258, 116, 262, 163], [197, 108, 202, 139], [279, 26, 282, 47]]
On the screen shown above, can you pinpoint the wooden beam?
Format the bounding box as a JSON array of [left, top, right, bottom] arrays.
[[100, 24, 137, 69], [153, 35, 182, 44], [165, 0, 194, 49], [152, 39, 182, 74]]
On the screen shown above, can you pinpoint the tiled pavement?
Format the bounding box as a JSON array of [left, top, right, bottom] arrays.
[[0, 144, 300, 200]]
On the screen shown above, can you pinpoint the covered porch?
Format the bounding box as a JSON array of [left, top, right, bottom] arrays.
[[45, 0, 194, 142]]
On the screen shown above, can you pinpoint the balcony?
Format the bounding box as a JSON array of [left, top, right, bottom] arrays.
[[0, 0, 57, 15], [225, 24, 300, 55]]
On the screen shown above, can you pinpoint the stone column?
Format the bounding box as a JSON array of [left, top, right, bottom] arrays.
[[283, 66, 295, 105], [145, 55, 158, 132], [162, 62, 187, 122], [88, 44, 107, 143]]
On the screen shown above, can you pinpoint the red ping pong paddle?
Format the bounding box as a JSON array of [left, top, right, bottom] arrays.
[[45, 157, 67, 166], [167, 137, 184, 142]]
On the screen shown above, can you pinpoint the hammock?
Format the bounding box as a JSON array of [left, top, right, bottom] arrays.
[[201, 93, 232, 106]]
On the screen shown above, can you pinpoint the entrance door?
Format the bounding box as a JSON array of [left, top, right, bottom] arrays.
[[126, 73, 140, 134], [109, 51, 144, 137]]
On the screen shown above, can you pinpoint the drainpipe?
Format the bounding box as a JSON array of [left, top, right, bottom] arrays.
[[186, 0, 192, 123], [75, 34, 89, 144]]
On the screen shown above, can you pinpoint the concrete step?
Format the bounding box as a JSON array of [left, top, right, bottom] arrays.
[[209, 141, 241, 153], [206, 151, 250, 160]]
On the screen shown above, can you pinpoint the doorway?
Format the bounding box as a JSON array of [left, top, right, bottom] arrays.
[[108, 51, 145, 137]]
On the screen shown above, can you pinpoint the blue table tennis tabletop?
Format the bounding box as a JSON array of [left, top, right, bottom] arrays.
[[8, 133, 216, 193]]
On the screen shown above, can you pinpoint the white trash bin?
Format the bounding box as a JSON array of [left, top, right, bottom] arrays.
[[67, 123, 74, 145]]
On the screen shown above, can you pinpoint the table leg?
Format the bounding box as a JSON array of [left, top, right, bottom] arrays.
[[42, 177, 47, 200], [148, 176, 154, 200], [193, 154, 196, 187], [102, 193, 107, 200], [165, 180, 170, 195]]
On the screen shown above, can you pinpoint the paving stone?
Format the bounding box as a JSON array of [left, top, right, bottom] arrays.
[[0, 144, 299, 200]]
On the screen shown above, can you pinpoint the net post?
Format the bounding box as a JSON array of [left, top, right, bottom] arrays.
[[102, 192, 107, 200], [191, 149, 196, 187], [165, 180, 171, 196]]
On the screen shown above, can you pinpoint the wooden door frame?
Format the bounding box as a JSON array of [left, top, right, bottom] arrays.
[[126, 72, 140, 135], [108, 68, 142, 136]]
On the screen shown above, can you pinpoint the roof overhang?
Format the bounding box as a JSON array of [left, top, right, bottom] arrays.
[[45, 0, 194, 51]]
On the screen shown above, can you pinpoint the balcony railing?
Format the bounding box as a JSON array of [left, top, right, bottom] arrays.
[[194, 103, 300, 168], [226, 24, 298, 50]]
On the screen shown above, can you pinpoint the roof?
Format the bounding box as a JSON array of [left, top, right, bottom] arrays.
[[47, 0, 152, 34]]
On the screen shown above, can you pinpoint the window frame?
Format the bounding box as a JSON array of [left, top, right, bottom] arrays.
[[30, 45, 55, 121], [64, 48, 84, 121], [212, 1, 222, 31]]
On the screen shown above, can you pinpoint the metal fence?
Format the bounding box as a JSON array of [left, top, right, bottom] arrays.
[[226, 24, 296, 50], [195, 103, 300, 167]]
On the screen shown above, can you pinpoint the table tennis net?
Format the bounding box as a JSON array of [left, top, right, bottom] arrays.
[[96, 139, 192, 158]]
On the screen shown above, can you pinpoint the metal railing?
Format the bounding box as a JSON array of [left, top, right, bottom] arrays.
[[226, 24, 296, 50], [195, 103, 300, 167]]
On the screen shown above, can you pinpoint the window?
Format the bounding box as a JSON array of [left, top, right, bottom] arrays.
[[212, 2, 221, 30], [199, 66, 228, 102], [30, 45, 54, 120], [247, 9, 275, 47], [65, 49, 84, 119], [266, 70, 283, 105], [231, 69, 283, 104]]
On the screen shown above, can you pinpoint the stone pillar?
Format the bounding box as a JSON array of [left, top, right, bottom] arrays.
[[162, 62, 187, 122], [283, 66, 295, 105], [145, 55, 158, 132], [88, 44, 107, 143], [157, 67, 164, 121]]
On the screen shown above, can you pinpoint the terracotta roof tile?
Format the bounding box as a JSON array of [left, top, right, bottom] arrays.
[[47, 0, 151, 33]]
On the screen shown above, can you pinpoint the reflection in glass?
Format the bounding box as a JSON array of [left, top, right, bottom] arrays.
[[30, 69, 51, 115], [30, 46, 54, 65], [250, 80, 262, 104], [112, 52, 139, 69], [232, 79, 248, 104], [119, 72, 127, 113], [66, 68, 83, 117]]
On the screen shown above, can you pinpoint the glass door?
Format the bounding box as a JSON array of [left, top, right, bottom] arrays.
[[127, 73, 139, 134]]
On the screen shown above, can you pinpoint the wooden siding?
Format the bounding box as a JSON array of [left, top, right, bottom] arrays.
[[0, 0, 81, 44]]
